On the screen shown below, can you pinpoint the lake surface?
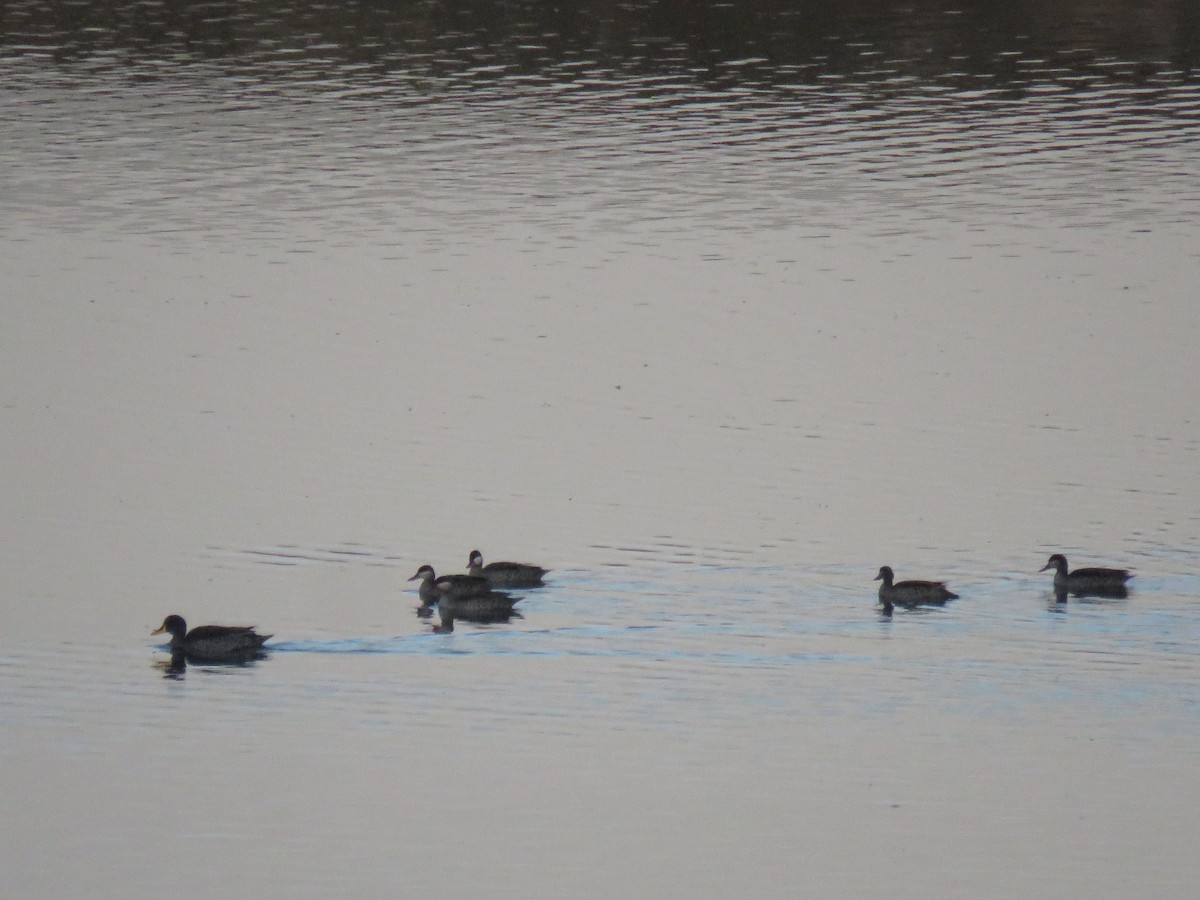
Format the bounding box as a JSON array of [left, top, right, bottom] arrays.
[[2, 1, 1199, 896]]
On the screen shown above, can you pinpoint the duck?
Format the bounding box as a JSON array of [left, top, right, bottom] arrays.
[[467, 550, 548, 588], [874, 566, 959, 610], [407, 564, 493, 605], [435, 588, 522, 621], [1039, 554, 1131, 596], [151, 615, 271, 662], [431, 594, 524, 632]]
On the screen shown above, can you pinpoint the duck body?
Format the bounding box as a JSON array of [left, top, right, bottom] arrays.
[[152, 615, 271, 662], [408, 564, 494, 604], [436, 589, 522, 621], [467, 550, 548, 588], [1040, 554, 1131, 597], [432, 594, 524, 633], [874, 566, 959, 609]]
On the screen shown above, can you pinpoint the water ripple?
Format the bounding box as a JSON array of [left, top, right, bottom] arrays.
[[3, 9, 1198, 249]]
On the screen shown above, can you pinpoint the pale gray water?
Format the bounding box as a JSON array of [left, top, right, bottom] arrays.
[[2, 2, 1200, 897]]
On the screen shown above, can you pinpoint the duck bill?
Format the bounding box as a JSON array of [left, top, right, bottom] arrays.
[[1037, 563, 1053, 572], [407, 573, 421, 581], [151, 624, 167, 635]]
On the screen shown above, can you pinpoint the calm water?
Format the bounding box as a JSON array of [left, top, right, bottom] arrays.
[[3, 1, 1200, 897]]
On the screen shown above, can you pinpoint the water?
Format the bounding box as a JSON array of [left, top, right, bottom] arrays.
[[2, 2, 1199, 896]]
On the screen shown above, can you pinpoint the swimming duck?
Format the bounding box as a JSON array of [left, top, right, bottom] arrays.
[[436, 587, 522, 620], [151, 615, 271, 662], [408, 564, 493, 605], [1039, 554, 1131, 596], [432, 594, 523, 630], [874, 566, 959, 610], [467, 550, 548, 588]]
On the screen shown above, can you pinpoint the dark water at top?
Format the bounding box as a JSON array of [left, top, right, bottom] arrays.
[[2, 3, 1200, 898], [4, 0, 1199, 248], [7, 0, 1199, 73]]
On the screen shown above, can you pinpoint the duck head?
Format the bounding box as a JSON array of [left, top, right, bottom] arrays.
[[408, 565, 436, 583], [152, 615, 187, 639], [1039, 554, 1067, 574]]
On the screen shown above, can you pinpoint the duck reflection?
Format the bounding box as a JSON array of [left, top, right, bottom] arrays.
[[1052, 583, 1130, 605], [430, 611, 526, 634], [156, 650, 190, 679], [430, 598, 524, 634], [441, 590, 521, 618], [418, 591, 523, 621], [153, 648, 270, 679]]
